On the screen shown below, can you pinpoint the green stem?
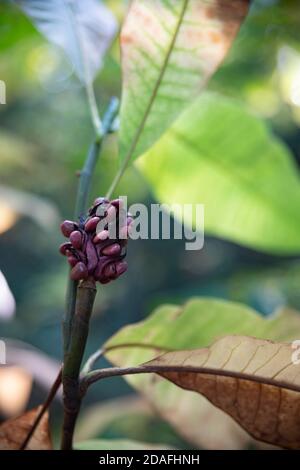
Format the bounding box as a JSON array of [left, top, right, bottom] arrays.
[[74, 140, 101, 220], [75, 97, 119, 220], [64, 280, 97, 380], [61, 98, 119, 450], [63, 279, 78, 354], [63, 139, 101, 355], [63, 97, 119, 354], [61, 279, 97, 450]]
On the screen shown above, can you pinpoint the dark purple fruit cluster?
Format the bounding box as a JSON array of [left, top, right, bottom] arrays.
[[59, 197, 132, 284]]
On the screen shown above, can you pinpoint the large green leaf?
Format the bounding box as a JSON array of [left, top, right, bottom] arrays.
[[119, 0, 249, 164], [105, 298, 300, 449], [138, 92, 300, 254]]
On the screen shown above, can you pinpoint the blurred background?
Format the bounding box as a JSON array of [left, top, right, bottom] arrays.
[[0, 0, 300, 448]]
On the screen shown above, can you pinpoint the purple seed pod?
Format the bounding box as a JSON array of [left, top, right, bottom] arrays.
[[116, 261, 128, 276], [86, 239, 98, 274], [104, 263, 116, 278], [93, 230, 109, 243], [59, 197, 132, 284], [110, 198, 123, 209], [61, 220, 77, 238], [93, 197, 109, 207], [59, 242, 72, 256], [70, 262, 88, 280], [106, 205, 117, 223], [85, 216, 100, 233], [67, 256, 79, 267], [89, 197, 109, 216], [70, 230, 82, 249], [94, 256, 117, 283], [102, 243, 121, 257]]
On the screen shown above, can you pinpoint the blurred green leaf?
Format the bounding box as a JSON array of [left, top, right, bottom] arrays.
[[15, 0, 117, 83], [75, 438, 172, 450], [0, 184, 60, 231], [119, 0, 249, 164], [75, 395, 188, 448], [139, 92, 300, 254], [75, 395, 152, 441], [105, 297, 300, 449]]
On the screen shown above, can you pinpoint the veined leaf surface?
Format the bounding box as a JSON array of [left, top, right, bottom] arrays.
[[139, 92, 300, 254], [119, 0, 250, 163], [105, 298, 300, 449], [146, 335, 300, 449]]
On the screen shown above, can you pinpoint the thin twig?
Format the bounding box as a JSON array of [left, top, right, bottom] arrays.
[[74, 141, 101, 219], [20, 367, 62, 450], [81, 342, 174, 375], [81, 349, 104, 375], [80, 363, 300, 397]]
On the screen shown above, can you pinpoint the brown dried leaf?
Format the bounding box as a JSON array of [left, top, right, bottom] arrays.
[[145, 336, 300, 449], [0, 406, 52, 450], [105, 301, 300, 449]]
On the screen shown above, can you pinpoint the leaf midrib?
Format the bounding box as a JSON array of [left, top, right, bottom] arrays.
[[143, 364, 300, 394], [121, 0, 189, 167]]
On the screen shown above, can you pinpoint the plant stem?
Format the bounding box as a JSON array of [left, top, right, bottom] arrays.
[[85, 79, 103, 140], [63, 97, 119, 355], [81, 343, 173, 375], [61, 279, 97, 450], [74, 140, 101, 219], [80, 363, 300, 397], [61, 98, 119, 450], [63, 280, 78, 354], [80, 365, 149, 395], [74, 97, 119, 219]]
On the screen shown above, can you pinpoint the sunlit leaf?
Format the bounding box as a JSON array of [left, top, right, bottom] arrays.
[[119, 0, 250, 164], [145, 335, 300, 449], [15, 0, 118, 82], [0, 406, 52, 450], [105, 298, 300, 449], [138, 92, 300, 254]]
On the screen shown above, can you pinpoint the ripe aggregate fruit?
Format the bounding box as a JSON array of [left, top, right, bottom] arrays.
[[60, 198, 132, 284]]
